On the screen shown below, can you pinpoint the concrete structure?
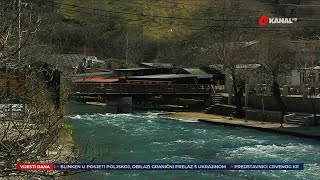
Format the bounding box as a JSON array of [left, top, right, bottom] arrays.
[[117, 97, 132, 113], [164, 112, 320, 139], [248, 95, 320, 114], [198, 118, 320, 140], [245, 109, 282, 123]]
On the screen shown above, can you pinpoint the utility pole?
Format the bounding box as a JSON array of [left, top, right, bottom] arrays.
[[222, 0, 225, 60], [17, 0, 21, 63], [125, 32, 129, 62]]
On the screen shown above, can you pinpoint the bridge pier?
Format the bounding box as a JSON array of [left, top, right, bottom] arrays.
[[117, 97, 133, 113]]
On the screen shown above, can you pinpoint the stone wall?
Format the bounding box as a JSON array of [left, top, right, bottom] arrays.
[[211, 104, 235, 116], [248, 95, 319, 113], [245, 109, 283, 123]]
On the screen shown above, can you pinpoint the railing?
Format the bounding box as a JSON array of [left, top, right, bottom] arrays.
[[286, 86, 320, 96], [252, 84, 320, 96], [74, 83, 220, 95], [214, 85, 225, 91], [287, 86, 303, 96]]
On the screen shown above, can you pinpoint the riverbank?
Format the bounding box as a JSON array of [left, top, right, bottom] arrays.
[[161, 112, 320, 140], [161, 112, 224, 120], [46, 128, 75, 162]]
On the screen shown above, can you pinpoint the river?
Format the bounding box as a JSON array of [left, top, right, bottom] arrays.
[[65, 112, 320, 180]]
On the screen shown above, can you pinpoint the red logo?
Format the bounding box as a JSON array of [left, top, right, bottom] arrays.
[[259, 15, 269, 26]]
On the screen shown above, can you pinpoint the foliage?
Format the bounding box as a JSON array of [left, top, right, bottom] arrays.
[[258, 37, 295, 122], [258, 37, 295, 82], [63, 124, 73, 135], [45, 0, 320, 65], [0, 1, 77, 178]]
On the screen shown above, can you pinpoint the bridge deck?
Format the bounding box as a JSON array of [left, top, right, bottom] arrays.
[[74, 83, 225, 96]]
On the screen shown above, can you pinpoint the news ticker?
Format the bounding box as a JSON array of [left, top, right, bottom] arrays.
[[17, 163, 304, 171]]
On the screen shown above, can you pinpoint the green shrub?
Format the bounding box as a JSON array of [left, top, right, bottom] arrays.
[[63, 124, 73, 135]]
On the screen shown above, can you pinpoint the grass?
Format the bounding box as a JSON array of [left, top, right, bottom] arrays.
[[59, 0, 210, 40], [63, 123, 73, 135]]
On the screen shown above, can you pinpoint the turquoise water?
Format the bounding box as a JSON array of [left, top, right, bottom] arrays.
[[66, 112, 320, 180]]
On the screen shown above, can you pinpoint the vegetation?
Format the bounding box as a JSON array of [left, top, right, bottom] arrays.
[[43, 0, 319, 65], [258, 37, 295, 122], [63, 124, 73, 135], [0, 1, 78, 178], [47, 0, 271, 63], [44, 0, 320, 118]]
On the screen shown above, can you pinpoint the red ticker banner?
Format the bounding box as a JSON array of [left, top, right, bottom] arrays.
[[17, 163, 54, 170], [17, 163, 304, 171]]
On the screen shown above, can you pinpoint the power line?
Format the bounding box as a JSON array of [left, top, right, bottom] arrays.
[[235, 1, 320, 8], [51, 1, 320, 25], [51, 1, 222, 22], [141, 0, 320, 8], [129, 0, 320, 16], [45, 0, 320, 39], [50, 0, 320, 23], [58, 6, 320, 30], [110, 0, 205, 10]]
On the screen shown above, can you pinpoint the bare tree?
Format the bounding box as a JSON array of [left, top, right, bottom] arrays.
[[258, 37, 295, 124], [199, 0, 258, 118], [297, 42, 320, 122], [0, 1, 89, 179]]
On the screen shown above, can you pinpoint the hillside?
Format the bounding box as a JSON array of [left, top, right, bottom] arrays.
[[59, 0, 212, 40], [47, 0, 319, 63]]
